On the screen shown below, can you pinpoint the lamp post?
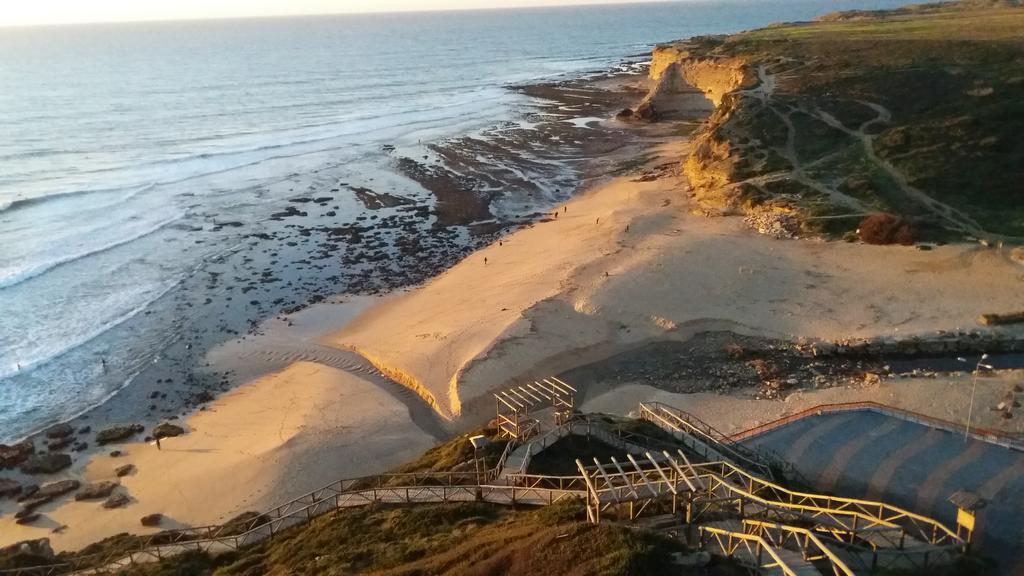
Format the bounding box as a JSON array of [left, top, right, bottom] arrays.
[[469, 435, 489, 483], [958, 354, 994, 442]]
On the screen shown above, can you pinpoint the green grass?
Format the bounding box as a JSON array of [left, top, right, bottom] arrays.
[[684, 1, 1024, 237], [390, 427, 509, 474], [113, 502, 712, 576]]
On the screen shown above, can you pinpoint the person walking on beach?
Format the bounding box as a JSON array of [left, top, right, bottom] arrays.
[[484, 257, 488, 265]]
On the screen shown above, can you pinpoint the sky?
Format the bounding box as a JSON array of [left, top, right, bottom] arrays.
[[1, 0, 682, 27]]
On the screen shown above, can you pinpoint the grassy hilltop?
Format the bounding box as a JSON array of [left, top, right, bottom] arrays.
[[678, 0, 1024, 239]]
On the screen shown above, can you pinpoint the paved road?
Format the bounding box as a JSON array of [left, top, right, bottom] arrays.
[[742, 411, 1024, 573]]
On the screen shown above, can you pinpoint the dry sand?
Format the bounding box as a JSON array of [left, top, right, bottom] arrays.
[[580, 369, 1024, 437], [0, 360, 437, 551], [7, 77, 1023, 554], [333, 137, 1024, 423]]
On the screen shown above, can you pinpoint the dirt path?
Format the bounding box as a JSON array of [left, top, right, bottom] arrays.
[[734, 63, 1010, 240]]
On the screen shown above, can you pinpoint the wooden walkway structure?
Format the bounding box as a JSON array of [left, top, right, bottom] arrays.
[[575, 450, 703, 523], [494, 377, 575, 440], [700, 519, 855, 576], [639, 401, 777, 479], [2, 401, 969, 576]]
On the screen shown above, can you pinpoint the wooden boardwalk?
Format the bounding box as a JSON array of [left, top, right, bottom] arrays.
[[2, 403, 971, 576]]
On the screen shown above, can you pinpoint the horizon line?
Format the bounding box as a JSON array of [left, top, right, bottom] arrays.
[[0, 0, 732, 30]]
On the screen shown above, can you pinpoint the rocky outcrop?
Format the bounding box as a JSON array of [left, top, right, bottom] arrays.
[[140, 513, 163, 527], [0, 478, 22, 499], [685, 89, 765, 215], [36, 479, 79, 499], [628, 64, 687, 121], [16, 485, 39, 502], [103, 493, 130, 509], [640, 41, 758, 213], [44, 424, 74, 440], [18, 480, 81, 515], [627, 42, 748, 124], [75, 481, 118, 501], [19, 453, 71, 475], [96, 424, 144, 445], [0, 538, 55, 568], [0, 441, 35, 469], [650, 42, 751, 107], [152, 423, 185, 439]]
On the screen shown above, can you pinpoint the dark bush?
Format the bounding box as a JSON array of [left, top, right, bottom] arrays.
[[858, 212, 917, 245]]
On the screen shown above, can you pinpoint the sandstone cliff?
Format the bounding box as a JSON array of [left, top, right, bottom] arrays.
[[639, 1, 1024, 241], [649, 42, 750, 107], [644, 41, 760, 215]]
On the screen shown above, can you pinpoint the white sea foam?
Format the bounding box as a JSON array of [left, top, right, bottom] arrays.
[[0, 0, 914, 441]]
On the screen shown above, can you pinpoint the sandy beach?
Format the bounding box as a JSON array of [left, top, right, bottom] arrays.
[[333, 133, 1024, 425], [4, 56, 1024, 556], [0, 359, 438, 551]]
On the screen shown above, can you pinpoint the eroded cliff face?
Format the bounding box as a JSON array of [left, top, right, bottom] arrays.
[[650, 43, 750, 107], [646, 42, 757, 214]]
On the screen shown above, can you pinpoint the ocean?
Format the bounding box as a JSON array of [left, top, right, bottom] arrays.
[[0, 0, 910, 443]]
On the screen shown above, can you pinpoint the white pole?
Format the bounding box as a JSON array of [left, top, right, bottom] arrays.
[[966, 369, 978, 442], [965, 354, 991, 442]]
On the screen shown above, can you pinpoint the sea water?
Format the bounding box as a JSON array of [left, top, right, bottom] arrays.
[[0, 0, 910, 442]]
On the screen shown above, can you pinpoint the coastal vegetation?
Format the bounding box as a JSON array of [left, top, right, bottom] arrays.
[[2, 430, 725, 576], [111, 502, 702, 576], [662, 0, 1024, 239]]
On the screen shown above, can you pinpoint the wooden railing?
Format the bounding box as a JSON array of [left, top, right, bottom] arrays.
[[742, 519, 855, 576], [639, 402, 776, 478], [699, 524, 803, 576], [691, 460, 964, 551], [3, 408, 966, 576]]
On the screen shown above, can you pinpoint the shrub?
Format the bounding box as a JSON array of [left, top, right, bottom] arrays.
[[858, 213, 917, 245]]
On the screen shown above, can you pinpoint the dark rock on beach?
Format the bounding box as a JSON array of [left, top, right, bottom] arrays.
[[0, 441, 35, 469], [152, 423, 185, 439], [45, 436, 73, 451], [140, 513, 163, 527], [36, 479, 80, 500], [0, 538, 55, 566], [96, 424, 145, 445], [18, 480, 81, 514], [103, 492, 131, 509], [15, 514, 41, 526], [16, 484, 39, 502], [44, 424, 74, 439], [19, 453, 72, 475], [115, 464, 135, 477], [75, 481, 118, 501], [0, 478, 22, 499]]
